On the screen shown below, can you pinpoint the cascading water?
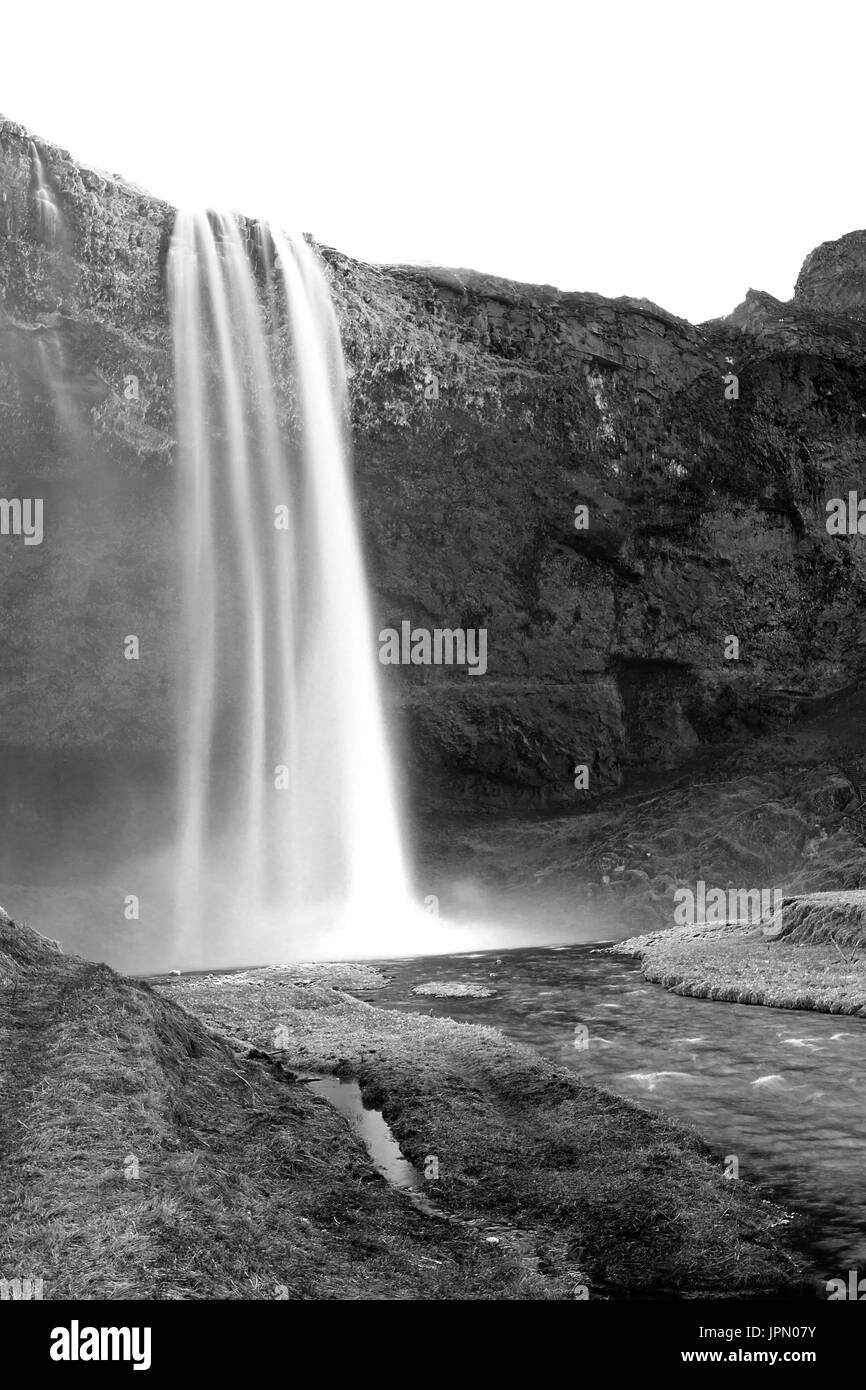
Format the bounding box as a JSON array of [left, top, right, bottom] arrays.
[[29, 142, 61, 248], [167, 211, 424, 963]]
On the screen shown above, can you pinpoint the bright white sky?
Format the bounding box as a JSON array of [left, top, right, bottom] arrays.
[[2, 0, 863, 323]]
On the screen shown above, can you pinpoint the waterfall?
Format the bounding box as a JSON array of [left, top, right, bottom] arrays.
[[167, 211, 418, 962], [29, 142, 61, 248]]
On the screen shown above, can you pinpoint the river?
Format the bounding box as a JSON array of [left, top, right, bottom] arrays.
[[353, 942, 866, 1282]]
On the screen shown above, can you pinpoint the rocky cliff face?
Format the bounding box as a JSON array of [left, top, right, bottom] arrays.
[[3, 115, 866, 879], [795, 230, 866, 316]]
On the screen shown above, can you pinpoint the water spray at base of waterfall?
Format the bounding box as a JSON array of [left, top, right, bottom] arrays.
[[168, 211, 432, 964]]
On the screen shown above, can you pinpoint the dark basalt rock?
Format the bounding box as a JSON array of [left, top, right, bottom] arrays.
[[2, 113, 866, 856], [795, 229, 866, 316]]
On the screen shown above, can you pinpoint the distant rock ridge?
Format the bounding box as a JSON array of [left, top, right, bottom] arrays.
[[795, 229, 866, 316], [724, 230, 866, 335]]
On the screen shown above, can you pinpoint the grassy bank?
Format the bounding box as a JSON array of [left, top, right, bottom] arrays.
[[615, 916, 866, 1014], [0, 918, 527, 1299], [160, 962, 811, 1298], [0, 914, 812, 1298]]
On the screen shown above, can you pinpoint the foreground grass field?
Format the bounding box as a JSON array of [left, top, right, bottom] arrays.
[[160, 962, 813, 1298], [0, 914, 813, 1299]]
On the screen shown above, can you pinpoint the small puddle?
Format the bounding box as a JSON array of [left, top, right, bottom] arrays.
[[305, 1076, 424, 1193], [303, 1073, 539, 1269]]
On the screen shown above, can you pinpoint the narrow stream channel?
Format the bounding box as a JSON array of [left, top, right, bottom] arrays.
[[351, 942, 866, 1282]]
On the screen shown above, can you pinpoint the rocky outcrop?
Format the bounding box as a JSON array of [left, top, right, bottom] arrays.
[[3, 115, 866, 879], [795, 230, 866, 316], [314, 236, 866, 816]]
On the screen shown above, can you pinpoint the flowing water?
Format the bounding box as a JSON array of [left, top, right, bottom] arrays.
[[167, 213, 421, 964], [355, 943, 866, 1282], [29, 141, 61, 248], [126, 203, 866, 1282]]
